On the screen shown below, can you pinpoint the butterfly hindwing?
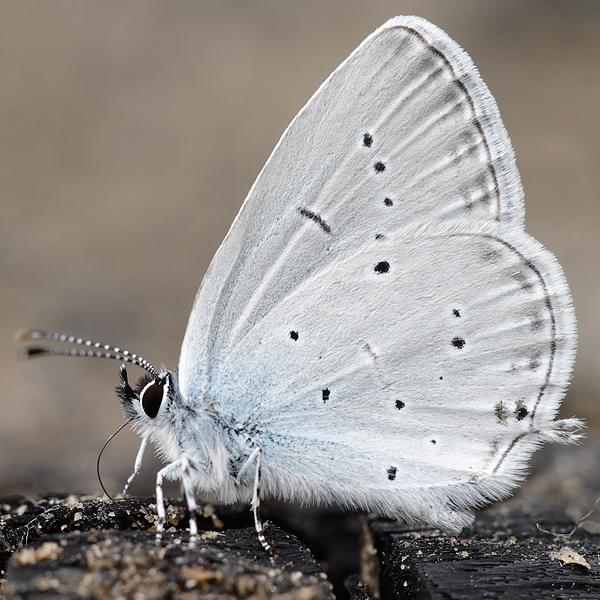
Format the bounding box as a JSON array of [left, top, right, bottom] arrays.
[[206, 221, 575, 530]]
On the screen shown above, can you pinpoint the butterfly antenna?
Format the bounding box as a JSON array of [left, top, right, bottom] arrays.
[[97, 421, 130, 501], [15, 328, 159, 379], [97, 419, 147, 531]]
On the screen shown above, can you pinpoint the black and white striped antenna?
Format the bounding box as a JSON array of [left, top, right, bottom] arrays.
[[15, 328, 159, 379]]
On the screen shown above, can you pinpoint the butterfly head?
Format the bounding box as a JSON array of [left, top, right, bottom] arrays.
[[15, 328, 183, 428], [117, 365, 177, 425]]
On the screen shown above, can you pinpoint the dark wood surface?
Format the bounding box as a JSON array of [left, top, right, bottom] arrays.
[[0, 495, 334, 599], [367, 506, 600, 599], [3, 442, 600, 600]]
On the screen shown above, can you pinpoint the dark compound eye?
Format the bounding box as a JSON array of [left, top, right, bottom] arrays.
[[140, 380, 166, 419]]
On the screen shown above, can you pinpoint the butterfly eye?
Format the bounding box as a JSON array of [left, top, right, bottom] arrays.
[[140, 379, 167, 419]]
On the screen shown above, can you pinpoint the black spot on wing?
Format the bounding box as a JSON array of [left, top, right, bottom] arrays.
[[451, 337, 465, 349], [298, 207, 332, 234], [363, 133, 373, 147], [395, 400, 405, 410], [515, 401, 529, 421], [453, 309, 461, 317], [374, 261, 390, 274], [384, 198, 393, 206], [322, 389, 330, 403], [387, 466, 397, 481], [290, 331, 299, 341], [374, 161, 386, 173]]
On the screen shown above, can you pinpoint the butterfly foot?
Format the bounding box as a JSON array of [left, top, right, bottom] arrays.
[[267, 546, 279, 565]]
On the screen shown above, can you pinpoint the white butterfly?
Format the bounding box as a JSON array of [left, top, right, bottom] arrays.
[[19, 16, 582, 554]]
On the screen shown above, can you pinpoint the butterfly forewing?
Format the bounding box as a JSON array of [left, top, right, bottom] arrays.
[[179, 17, 526, 398]]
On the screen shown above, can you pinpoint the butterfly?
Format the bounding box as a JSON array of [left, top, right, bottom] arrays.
[[18, 15, 582, 555]]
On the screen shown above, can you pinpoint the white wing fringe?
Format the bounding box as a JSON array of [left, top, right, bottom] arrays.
[[542, 418, 585, 444]]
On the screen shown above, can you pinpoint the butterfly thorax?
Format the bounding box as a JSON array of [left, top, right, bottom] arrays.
[[118, 368, 255, 503]]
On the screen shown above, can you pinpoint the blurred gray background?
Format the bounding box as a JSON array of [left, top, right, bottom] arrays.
[[1, 0, 599, 499]]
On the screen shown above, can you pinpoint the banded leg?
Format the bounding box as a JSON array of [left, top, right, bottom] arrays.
[[155, 455, 206, 546], [155, 460, 182, 545], [236, 446, 261, 483], [180, 456, 199, 545], [122, 436, 148, 495], [250, 448, 274, 557]]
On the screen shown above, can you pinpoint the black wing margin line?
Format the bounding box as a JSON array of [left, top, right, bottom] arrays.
[[402, 24, 503, 221]]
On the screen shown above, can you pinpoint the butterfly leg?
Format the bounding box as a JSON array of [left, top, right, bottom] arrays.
[[179, 455, 199, 546], [235, 447, 273, 556], [122, 435, 148, 495], [155, 455, 204, 546], [235, 448, 274, 556], [250, 448, 275, 558], [155, 460, 180, 545], [236, 446, 261, 483]]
